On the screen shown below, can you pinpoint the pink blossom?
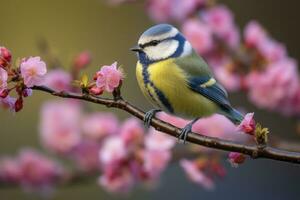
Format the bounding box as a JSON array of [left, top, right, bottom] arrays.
[[99, 136, 128, 166], [201, 5, 240, 48], [146, 0, 172, 22], [170, 0, 207, 22], [82, 113, 119, 140], [18, 149, 63, 190], [258, 39, 287, 62], [145, 128, 175, 151], [236, 113, 255, 135], [0, 157, 21, 183], [180, 159, 214, 190], [20, 57, 47, 87], [96, 62, 123, 93], [71, 140, 101, 172], [73, 51, 91, 70], [143, 149, 171, 180], [228, 152, 246, 167], [40, 100, 82, 154], [220, 25, 240, 49], [146, 0, 206, 22], [44, 69, 72, 92], [244, 21, 267, 48], [120, 118, 145, 145], [245, 21, 287, 62], [246, 59, 299, 110], [0, 67, 8, 93], [98, 168, 134, 193], [202, 5, 234, 35], [182, 19, 214, 54], [278, 87, 300, 116]]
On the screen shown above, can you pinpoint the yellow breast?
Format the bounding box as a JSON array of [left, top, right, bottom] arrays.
[[136, 59, 218, 119], [136, 61, 163, 109]]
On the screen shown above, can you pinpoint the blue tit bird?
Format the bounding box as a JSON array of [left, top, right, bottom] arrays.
[[131, 24, 243, 142]]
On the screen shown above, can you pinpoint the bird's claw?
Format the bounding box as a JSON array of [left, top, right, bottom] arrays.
[[143, 109, 161, 129], [178, 124, 193, 144], [178, 118, 199, 144]]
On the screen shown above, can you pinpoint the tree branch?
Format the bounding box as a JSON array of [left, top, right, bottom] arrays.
[[32, 86, 300, 164]]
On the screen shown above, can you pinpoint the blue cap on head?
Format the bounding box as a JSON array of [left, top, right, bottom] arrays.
[[141, 24, 174, 37], [138, 24, 179, 45]]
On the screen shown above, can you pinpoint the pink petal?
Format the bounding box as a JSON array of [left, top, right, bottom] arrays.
[[236, 113, 255, 135]]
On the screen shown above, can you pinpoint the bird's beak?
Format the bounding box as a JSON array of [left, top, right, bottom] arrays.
[[130, 45, 143, 52]]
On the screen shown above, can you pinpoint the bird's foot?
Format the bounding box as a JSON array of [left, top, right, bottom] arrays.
[[178, 118, 199, 144], [143, 109, 161, 129]]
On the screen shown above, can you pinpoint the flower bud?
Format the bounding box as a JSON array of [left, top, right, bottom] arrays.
[[0, 47, 12, 68], [73, 51, 91, 70], [0, 89, 9, 98], [93, 73, 98, 81], [236, 113, 255, 135], [228, 152, 246, 167], [14, 97, 23, 112], [89, 86, 104, 95], [22, 88, 33, 97]]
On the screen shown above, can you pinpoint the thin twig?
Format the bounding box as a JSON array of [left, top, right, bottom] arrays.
[[32, 85, 300, 164]]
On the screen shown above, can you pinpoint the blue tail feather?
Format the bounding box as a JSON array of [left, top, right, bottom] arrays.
[[222, 108, 244, 125]]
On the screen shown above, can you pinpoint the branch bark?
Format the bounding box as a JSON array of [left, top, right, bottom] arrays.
[[32, 86, 300, 164]]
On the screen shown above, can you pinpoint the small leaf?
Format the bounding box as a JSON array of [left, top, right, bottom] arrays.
[[255, 123, 269, 146], [81, 74, 89, 88]]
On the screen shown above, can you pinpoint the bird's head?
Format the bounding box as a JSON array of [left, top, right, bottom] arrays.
[[131, 24, 192, 64]]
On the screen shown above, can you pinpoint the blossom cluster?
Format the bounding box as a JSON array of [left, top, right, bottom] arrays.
[[39, 99, 176, 193], [0, 47, 169, 193], [37, 97, 252, 192], [0, 47, 47, 112], [1, 92, 253, 194], [0, 46, 124, 112], [157, 112, 248, 188], [0, 149, 64, 193], [243, 23, 300, 115]]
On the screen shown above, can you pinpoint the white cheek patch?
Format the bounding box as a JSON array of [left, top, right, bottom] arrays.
[[138, 27, 179, 45], [180, 41, 193, 57], [144, 40, 179, 61]]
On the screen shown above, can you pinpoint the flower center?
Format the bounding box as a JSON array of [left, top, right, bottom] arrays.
[[28, 67, 37, 76]]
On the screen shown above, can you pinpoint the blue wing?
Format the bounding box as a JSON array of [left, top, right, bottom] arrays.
[[188, 76, 231, 110], [188, 76, 243, 124]]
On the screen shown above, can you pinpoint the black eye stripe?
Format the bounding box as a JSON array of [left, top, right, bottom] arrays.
[[140, 40, 160, 48]]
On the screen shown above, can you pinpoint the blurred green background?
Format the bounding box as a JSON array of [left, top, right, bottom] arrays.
[[1, 0, 300, 199]]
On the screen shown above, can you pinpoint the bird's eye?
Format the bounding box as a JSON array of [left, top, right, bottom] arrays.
[[140, 40, 160, 48], [150, 40, 159, 46]]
